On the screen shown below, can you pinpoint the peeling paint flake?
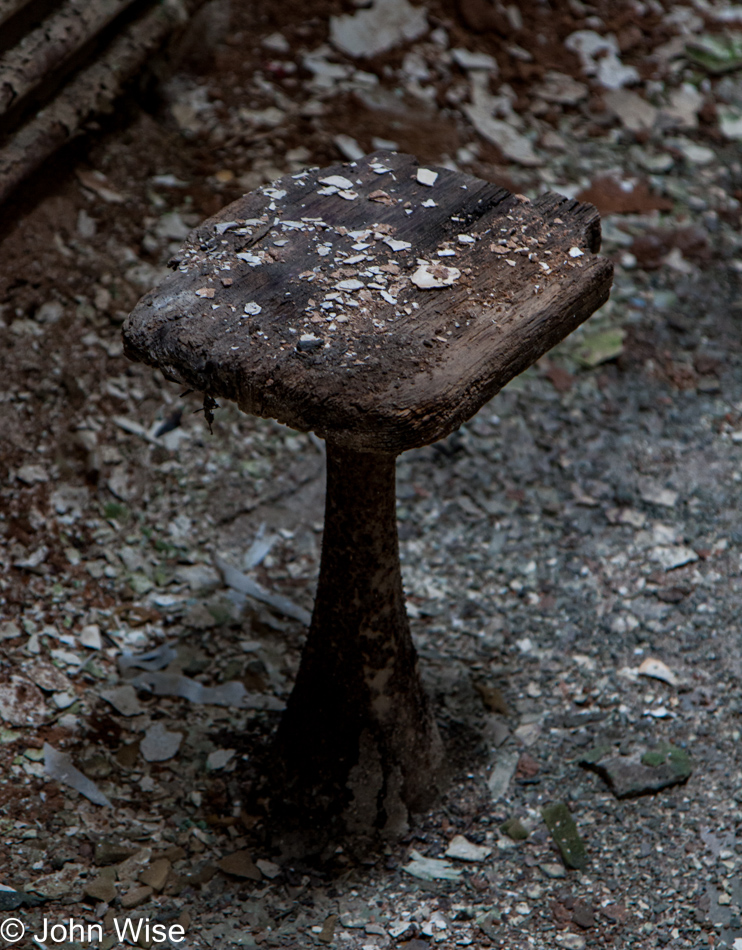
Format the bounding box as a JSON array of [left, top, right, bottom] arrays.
[[319, 175, 354, 190], [215, 220, 239, 235], [416, 168, 439, 186], [569, 246, 585, 257], [236, 252, 262, 266], [384, 238, 412, 252], [244, 302, 262, 315]]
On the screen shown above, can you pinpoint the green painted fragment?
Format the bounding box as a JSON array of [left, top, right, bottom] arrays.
[[687, 34, 742, 74], [541, 802, 587, 870], [641, 743, 692, 777], [500, 817, 529, 841], [475, 909, 502, 940], [579, 743, 613, 765], [575, 328, 625, 368]]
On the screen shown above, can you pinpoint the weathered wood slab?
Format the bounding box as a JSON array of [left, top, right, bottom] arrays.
[[0, 0, 207, 206], [123, 151, 614, 454], [0, 0, 140, 118]]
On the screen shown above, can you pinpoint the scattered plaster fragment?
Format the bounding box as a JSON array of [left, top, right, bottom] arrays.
[[569, 247, 584, 258], [411, 263, 461, 288], [244, 302, 262, 315]]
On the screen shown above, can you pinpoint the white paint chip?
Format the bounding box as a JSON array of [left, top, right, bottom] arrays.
[[384, 238, 412, 252], [569, 246, 584, 257], [411, 263, 461, 289], [637, 657, 678, 687], [244, 302, 262, 315], [335, 279, 365, 291], [319, 175, 354, 190], [417, 168, 439, 186]]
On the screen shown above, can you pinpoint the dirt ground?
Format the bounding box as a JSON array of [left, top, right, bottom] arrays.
[[1, 0, 742, 947]]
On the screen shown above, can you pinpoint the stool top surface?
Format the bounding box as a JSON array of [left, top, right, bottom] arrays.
[[123, 151, 613, 453]]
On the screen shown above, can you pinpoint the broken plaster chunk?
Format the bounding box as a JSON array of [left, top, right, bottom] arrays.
[[244, 301, 262, 315], [196, 287, 215, 298], [17, 463, 49, 485], [452, 48, 498, 72], [335, 279, 365, 291], [402, 850, 462, 881], [0, 676, 47, 726], [421, 198, 437, 207], [100, 685, 143, 717], [651, 545, 698, 570], [44, 743, 111, 807], [637, 657, 678, 687], [330, 0, 429, 59], [569, 247, 584, 258], [411, 263, 461, 289], [444, 834, 492, 862], [140, 722, 183, 762], [80, 623, 102, 649], [206, 748, 236, 770], [416, 168, 439, 187]]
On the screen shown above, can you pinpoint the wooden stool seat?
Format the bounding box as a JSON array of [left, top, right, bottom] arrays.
[[123, 152, 613, 851]]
